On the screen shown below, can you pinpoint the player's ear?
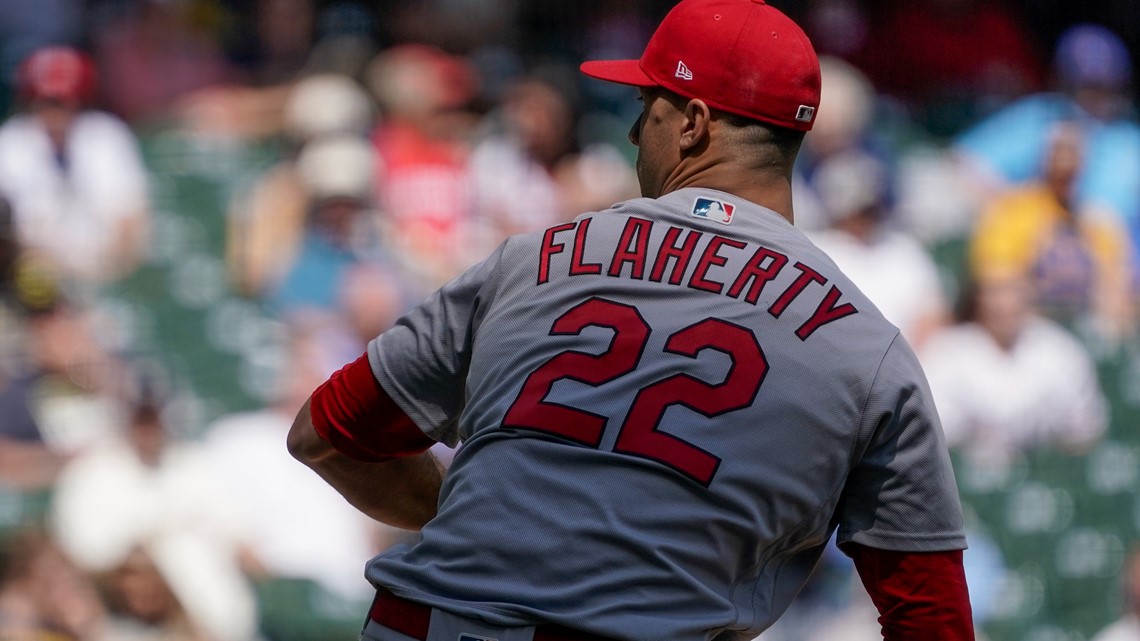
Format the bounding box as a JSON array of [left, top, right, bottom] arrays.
[[679, 98, 712, 151]]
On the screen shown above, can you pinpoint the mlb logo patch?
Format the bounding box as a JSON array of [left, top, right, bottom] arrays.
[[458, 635, 498, 641], [692, 197, 736, 225]]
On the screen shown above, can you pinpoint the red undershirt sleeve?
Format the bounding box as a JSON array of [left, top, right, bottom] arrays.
[[844, 543, 975, 641], [309, 353, 436, 463]]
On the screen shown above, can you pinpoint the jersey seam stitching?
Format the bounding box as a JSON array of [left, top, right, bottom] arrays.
[[854, 332, 901, 460], [836, 331, 902, 544]]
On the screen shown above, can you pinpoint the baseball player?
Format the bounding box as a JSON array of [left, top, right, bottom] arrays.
[[288, 1, 974, 639]]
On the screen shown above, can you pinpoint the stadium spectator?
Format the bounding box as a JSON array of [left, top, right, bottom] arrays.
[[171, 1, 380, 141], [203, 328, 394, 601], [956, 24, 1140, 246], [0, 528, 106, 641], [266, 134, 388, 317], [0, 272, 122, 490], [173, 0, 324, 140], [968, 121, 1134, 341], [50, 380, 259, 641], [90, 0, 236, 124], [808, 150, 949, 348], [98, 544, 217, 641], [852, 0, 1044, 130], [793, 56, 887, 233], [304, 2, 378, 81], [226, 72, 374, 297], [0, 46, 150, 285], [241, 0, 316, 86], [0, 0, 84, 110], [469, 73, 637, 237], [366, 44, 483, 290], [800, 0, 871, 60], [920, 269, 1107, 468]]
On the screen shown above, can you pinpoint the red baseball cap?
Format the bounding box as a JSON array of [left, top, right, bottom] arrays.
[[17, 47, 96, 106], [580, 0, 821, 132]]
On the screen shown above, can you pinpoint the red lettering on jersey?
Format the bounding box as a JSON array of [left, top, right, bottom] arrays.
[[570, 217, 603, 276], [727, 246, 789, 305], [537, 222, 576, 285], [502, 298, 649, 448], [650, 227, 702, 285], [796, 286, 859, 340], [769, 262, 826, 318], [614, 317, 767, 486], [504, 299, 769, 487], [688, 236, 747, 294], [608, 217, 654, 279]]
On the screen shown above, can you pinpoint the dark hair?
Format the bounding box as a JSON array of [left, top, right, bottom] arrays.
[[652, 87, 805, 167], [712, 108, 806, 166]]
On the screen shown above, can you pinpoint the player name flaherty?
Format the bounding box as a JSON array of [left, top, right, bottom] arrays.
[[536, 216, 859, 341]]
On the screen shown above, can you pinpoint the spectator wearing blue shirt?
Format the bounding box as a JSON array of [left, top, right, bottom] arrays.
[[268, 134, 382, 315], [957, 24, 1140, 256]]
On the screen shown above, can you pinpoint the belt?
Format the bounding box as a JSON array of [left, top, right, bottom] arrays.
[[369, 589, 617, 641]]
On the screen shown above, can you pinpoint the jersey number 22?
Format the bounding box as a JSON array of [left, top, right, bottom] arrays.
[[502, 297, 768, 486]]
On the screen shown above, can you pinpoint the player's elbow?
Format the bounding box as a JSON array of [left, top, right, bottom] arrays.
[[287, 398, 335, 465]]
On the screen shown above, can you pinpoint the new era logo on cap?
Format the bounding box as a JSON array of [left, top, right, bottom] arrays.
[[692, 197, 735, 225], [675, 60, 693, 80]]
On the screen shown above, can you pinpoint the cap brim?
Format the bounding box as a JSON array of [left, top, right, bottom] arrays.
[[579, 60, 657, 87]]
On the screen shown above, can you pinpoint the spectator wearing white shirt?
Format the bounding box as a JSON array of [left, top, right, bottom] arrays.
[[50, 380, 259, 641], [469, 74, 637, 238], [920, 269, 1107, 467], [808, 149, 949, 349], [202, 329, 392, 602], [0, 47, 149, 284]]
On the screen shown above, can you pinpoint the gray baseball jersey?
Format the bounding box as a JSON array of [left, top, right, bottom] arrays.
[[361, 187, 965, 640]]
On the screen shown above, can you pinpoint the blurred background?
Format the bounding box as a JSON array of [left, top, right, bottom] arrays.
[[2, 1, 1140, 640]]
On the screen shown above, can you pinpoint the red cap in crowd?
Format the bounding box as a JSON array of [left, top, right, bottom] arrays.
[[580, 0, 821, 131], [17, 47, 97, 106]]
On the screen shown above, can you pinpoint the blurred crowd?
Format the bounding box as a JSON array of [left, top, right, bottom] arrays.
[[1, 0, 1140, 640]]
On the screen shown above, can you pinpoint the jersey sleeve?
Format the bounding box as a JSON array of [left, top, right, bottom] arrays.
[[367, 242, 508, 447], [834, 334, 967, 552], [846, 545, 975, 640]]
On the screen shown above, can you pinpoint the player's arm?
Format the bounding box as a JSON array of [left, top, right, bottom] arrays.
[[844, 543, 973, 641], [835, 334, 974, 640], [290, 242, 508, 529], [288, 354, 444, 531]]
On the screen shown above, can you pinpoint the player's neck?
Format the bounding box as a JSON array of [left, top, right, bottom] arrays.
[[660, 163, 795, 224]]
